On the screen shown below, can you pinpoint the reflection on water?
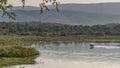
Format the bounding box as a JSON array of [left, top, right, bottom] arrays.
[[4, 42, 120, 68]]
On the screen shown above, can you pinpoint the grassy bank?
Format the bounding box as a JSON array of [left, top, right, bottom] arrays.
[[0, 57, 36, 68], [0, 45, 39, 68], [0, 45, 39, 57], [0, 35, 120, 45]]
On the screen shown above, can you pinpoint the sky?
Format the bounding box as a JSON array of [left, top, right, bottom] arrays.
[[8, 0, 120, 6]]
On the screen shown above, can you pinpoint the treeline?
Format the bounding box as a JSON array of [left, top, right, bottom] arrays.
[[0, 22, 120, 36]]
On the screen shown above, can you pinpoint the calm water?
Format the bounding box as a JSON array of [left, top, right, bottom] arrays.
[[4, 42, 120, 68]]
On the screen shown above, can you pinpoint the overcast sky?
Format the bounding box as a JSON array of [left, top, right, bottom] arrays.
[[8, 0, 120, 6]]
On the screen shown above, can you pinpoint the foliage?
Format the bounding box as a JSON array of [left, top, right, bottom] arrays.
[[0, 22, 120, 36], [0, 0, 59, 19], [40, 0, 59, 14], [0, 45, 39, 57], [0, 45, 39, 68], [0, 0, 16, 19]]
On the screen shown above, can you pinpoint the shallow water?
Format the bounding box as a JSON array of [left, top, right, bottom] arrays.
[[4, 42, 120, 68]]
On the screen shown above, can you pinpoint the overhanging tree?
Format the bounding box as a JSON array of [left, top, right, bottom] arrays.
[[0, 0, 59, 20]]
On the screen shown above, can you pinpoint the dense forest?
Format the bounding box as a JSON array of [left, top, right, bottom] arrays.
[[0, 22, 120, 36]]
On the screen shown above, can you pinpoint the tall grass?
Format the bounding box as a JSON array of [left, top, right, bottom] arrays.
[[0, 57, 36, 68], [0, 45, 39, 57], [0, 45, 39, 68], [0, 35, 120, 45]]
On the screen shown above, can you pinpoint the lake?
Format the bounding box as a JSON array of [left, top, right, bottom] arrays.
[[4, 42, 120, 68]]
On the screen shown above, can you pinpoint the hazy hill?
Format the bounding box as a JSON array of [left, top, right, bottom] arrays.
[[1, 3, 120, 25]]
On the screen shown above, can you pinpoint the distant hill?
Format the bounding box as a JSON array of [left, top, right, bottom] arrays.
[[1, 3, 120, 25], [59, 3, 120, 15]]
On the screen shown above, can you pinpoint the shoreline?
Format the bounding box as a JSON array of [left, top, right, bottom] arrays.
[[1, 35, 120, 68]]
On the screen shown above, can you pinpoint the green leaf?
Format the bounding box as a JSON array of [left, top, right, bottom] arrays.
[[21, 0, 25, 7]]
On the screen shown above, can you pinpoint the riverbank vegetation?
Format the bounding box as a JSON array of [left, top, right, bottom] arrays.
[[0, 57, 36, 68], [0, 45, 39, 68], [0, 35, 120, 46], [0, 45, 39, 57], [0, 22, 120, 44]]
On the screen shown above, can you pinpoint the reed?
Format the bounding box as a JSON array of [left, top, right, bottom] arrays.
[[0, 45, 39, 68]]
